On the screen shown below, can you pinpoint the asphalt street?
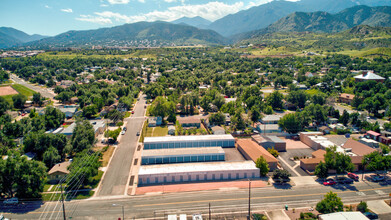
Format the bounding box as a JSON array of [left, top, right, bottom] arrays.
[[3, 181, 391, 219], [96, 94, 147, 196], [10, 74, 55, 99]]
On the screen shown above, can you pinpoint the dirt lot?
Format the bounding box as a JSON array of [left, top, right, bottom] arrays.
[[0, 86, 18, 96]]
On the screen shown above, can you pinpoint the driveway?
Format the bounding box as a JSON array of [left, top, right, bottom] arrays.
[[96, 94, 147, 196], [367, 200, 391, 214], [279, 148, 314, 177]]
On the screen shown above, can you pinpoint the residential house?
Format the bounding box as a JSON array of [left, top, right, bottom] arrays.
[[148, 117, 162, 127], [260, 115, 281, 124], [57, 106, 78, 118], [366, 130, 381, 141], [318, 126, 331, 134], [328, 117, 338, 124], [90, 120, 106, 137], [60, 122, 77, 136], [354, 71, 385, 83], [255, 123, 284, 135], [177, 116, 201, 128], [339, 93, 355, 105], [47, 161, 71, 183]]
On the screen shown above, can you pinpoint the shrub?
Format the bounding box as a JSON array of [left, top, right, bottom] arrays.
[[300, 212, 304, 219], [116, 121, 124, 126], [267, 147, 279, 158], [357, 201, 368, 213]]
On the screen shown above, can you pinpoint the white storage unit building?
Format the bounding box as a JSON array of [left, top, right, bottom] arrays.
[[141, 147, 225, 165], [138, 161, 260, 185], [143, 135, 235, 150]]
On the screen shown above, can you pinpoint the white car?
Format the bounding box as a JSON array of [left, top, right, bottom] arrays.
[[3, 197, 18, 205], [121, 130, 126, 135]]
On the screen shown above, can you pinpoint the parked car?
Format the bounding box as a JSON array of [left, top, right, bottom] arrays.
[[131, 111, 134, 114], [363, 212, 378, 219], [0, 214, 10, 220], [121, 130, 126, 135], [336, 177, 354, 184], [347, 173, 359, 181], [122, 127, 127, 131], [323, 179, 336, 186], [136, 132, 140, 136], [3, 197, 18, 205], [371, 175, 385, 182]]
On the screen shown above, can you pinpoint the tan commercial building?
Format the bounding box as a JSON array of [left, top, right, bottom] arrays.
[[236, 139, 278, 170]]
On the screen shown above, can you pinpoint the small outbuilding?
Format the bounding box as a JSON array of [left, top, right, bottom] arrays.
[[47, 161, 71, 183], [168, 126, 176, 135], [251, 135, 286, 152], [211, 126, 225, 135]]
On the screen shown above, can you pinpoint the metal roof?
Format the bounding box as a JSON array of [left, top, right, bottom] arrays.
[[142, 147, 225, 157], [144, 134, 235, 143], [139, 161, 258, 175]]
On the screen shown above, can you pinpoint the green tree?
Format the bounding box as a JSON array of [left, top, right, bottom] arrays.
[[71, 120, 95, 153], [256, 156, 269, 176], [33, 92, 43, 107], [106, 109, 124, 124], [316, 191, 343, 214], [44, 106, 65, 130], [67, 150, 100, 188], [0, 152, 47, 198], [266, 91, 283, 110], [339, 110, 350, 126], [0, 96, 10, 116], [105, 127, 121, 141], [324, 146, 354, 177], [12, 94, 27, 109], [278, 113, 303, 134], [250, 106, 262, 125], [231, 110, 246, 131], [42, 146, 61, 169], [286, 90, 308, 109], [357, 201, 368, 213], [83, 105, 98, 119], [209, 112, 225, 126], [272, 169, 291, 183], [314, 161, 328, 180]]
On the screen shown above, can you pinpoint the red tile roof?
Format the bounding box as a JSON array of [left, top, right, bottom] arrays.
[[342, 139, 377, 156], [237, 139, 277, 163]]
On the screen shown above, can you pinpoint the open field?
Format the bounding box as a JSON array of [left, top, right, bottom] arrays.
[[0, 86, 18, 96], [12, 84, 35, 97]]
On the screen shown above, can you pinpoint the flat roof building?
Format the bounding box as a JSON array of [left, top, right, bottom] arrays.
[[319, 212, 369, 220], [143, 134, 235, 149], [138, 161, 260, 185], [141, 147, 225, 165], [236, 139, 278, 170], [252, 135, 286, 151]]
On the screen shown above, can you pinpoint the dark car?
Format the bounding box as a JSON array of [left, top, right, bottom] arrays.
[[347, 172, 359, 181], [323, 179, 336, 186], [136, 132, 140, 136], [364, 212, 378, 219], [371, 175, 385, 182], [336, 177, 354, 184], [123, 127, 127, 131]]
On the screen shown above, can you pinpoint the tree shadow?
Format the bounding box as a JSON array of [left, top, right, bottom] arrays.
[[0, 201, 44, 214], [273, 182, 293, 189]]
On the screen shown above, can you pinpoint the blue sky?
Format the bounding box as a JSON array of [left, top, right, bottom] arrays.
[[0, 0, 299, 36]]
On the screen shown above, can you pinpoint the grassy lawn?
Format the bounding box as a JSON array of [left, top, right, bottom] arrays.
[[12, 84, 35, 97], [124, 111, 131, 118], [100, 146, 115, 167], [43, 184, 52, 192], [152, 126, 168, 137], [145, 127, 154, 137], [139, 121, 147, 142]]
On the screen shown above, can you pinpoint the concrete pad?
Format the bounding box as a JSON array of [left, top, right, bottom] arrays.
[[266, 210, 290, 220], [290, 176, 318, 187], [367, 200, 391, 214]]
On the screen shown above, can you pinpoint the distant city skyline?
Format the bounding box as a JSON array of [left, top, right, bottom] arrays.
[[0, 0, 299, 36]]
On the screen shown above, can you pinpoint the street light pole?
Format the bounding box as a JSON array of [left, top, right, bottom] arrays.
[[113, 204, 125, 220]]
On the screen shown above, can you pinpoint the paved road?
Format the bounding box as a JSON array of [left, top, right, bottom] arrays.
[[96, 94, 147, 196], [3, 181, 391, 219], [10, 74, 55, 99]]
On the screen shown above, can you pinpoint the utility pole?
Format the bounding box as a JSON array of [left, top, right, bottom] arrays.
[[122, 205, 125, 220], [209, 203, 211, 220], [247, 179, 251, 220], [61, 183, 66, 220]]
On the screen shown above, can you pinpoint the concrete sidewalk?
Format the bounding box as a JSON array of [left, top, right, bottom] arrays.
[[136, 180, 268, 195]]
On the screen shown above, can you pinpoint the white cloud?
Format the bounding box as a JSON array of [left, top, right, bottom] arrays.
[[138, 0, 146, 3], [76, 15, 113, 24], [164, 0, 177, 2], [107, 0, 130, 4], [100, 4, 109, 7], [77, 1, 245, 25], [61, 8, 73, 13], [44, 5, 51, 9]]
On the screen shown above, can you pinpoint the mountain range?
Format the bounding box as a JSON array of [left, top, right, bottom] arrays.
[[171, 16, 212, 29], [22, 21, 226, 49], [207, 0, 391, 37], [237, 5, 391, 41], [0, 27, 47, 49], [1, 0, 391, 49]]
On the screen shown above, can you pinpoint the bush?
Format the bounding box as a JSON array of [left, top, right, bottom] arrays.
[[267, 147, 279, 158], [252, 213, 267, 220], [357, 201, 368, 213], [116, 121, 124, 126], [300, 212, 305, 219]]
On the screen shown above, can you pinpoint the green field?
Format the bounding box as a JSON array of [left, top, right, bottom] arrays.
[[12, 84, 35, 97]]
